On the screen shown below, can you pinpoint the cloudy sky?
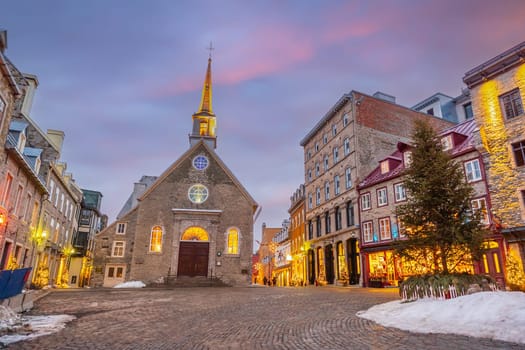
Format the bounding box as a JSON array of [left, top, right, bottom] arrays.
[[1, 0, 524, 244]]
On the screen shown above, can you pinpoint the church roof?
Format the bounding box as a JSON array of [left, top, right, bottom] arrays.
[[138, 140, 259, 214], [195, 57, 214, 116]]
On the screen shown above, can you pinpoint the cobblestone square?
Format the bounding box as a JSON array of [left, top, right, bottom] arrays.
[[6, 287, 524, 349]]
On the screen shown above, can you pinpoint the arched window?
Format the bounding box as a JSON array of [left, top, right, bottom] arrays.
[[150, 225, 163, 252], [226, 228, 239, 254], [181, 227, 209, 241]]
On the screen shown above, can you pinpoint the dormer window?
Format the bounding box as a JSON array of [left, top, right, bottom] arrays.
[[441, 135, 453, 151], [380, 160, 389, 174], [17, 132, 26, 152], [403, 151, 412, 167], [34, 156, 41, 174]]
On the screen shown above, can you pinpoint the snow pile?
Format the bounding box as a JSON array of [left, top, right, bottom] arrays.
[[113, 281, 146, 288], [357, 291, 525, 344], [0, 305, 75, 346]]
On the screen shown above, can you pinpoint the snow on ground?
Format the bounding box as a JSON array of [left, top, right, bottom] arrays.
[[113, 281, 146, 288], [0, 305, 75, 345], [357, 291, 525, 344]]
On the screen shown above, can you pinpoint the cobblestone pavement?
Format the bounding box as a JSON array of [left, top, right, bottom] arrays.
[[6, 286, 525, 350]]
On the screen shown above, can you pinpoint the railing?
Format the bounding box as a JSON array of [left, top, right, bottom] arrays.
[[401, 282, 499, 301]]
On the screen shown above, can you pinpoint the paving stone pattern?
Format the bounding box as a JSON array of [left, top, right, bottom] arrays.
[[7, 287, 525, 350]]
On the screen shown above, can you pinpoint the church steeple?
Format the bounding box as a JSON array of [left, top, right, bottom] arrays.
[[190, 44, 217, 149]]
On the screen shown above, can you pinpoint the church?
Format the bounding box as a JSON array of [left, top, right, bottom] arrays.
[[92, 55, 259, 287]]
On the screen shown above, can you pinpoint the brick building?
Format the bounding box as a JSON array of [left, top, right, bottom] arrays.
[[288, 185, 306, 285], [93, 56, 258, 287], [256, 223, 280, 285], [463, 41, 525, 280], [358, 119, 505, 287], [300, 91, 454, 286]]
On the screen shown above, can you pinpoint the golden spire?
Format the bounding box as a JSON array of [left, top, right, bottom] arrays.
[[197, 42, 214, 115]]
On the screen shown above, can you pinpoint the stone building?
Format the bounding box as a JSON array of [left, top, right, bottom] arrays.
[[358, 119, 505, 287], [256, 223, 280, 285], [300, 91, 454, 286], [93, 56, 258, 287], [288, 185, 306, 285], [463, 40, 525, 280]]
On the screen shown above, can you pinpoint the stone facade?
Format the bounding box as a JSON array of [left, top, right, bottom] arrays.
[[300, 90, 454, 286], [463, 41, 525, 276], [93, 141, 258, 287], [288, 185, 306, 285]]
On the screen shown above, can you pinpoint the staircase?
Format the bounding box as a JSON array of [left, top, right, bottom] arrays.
[[165, 275, 229, 288]]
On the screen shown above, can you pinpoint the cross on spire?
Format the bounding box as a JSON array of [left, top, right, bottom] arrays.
[[207, 42, 214, 59]]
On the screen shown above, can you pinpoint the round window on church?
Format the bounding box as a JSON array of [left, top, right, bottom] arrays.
[[192, 155, 209, 170], [188, 184, 209, 204]]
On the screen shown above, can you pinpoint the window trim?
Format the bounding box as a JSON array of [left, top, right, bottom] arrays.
[[149, 225, 163, 253], [361, 192, 371, 211], [464, 158, 483, 183], [394, 182, 406, 202], [377, 187, 388, 207], [111, 241, 125, 257], [116, 222, 127, 235], [511, 140, 525, 167], [225, 227, 240, 255], [499, 88, 523, 120], [471, 197, 489, 225], [362, 221, 373, 243], [378, 217, 391, 241]]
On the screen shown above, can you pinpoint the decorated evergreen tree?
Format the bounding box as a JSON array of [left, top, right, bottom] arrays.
[[395, 119, 486, 274]]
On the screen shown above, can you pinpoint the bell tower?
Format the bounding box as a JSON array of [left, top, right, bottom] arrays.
[[190, 44, 217, 149]]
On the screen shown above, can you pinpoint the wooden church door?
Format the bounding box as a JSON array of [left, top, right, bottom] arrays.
[[178, 242, 209, 277]]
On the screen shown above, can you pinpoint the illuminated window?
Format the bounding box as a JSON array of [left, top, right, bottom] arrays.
[[362, 221, 373, 242], [345, 167, 352, 189], [394, 183, 406, 202], [112, 241, 125, 257], [192, 155, 209, 170], [464, 159, 482, 182], [188, 184, 208, 204], [512, 140, 525, 167], [471, 198, 489, 224], [500, 89, 523, 120], [226, 228, 239, 254], [106, 265, 125, 279], [361, 193, 371, 210], [334, 175, 340, 195], [344, 138, 350, 156], [324, 181, 330, 200], [181, 227, 209, 241], [379, 218, 391, 240], [116, 223, 126, 234], [380, 160, 389, 174], [149, 225, 163, 252], [377, 188, 387, 206]]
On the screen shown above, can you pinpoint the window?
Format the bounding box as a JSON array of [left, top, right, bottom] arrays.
[[315, 142, 319, 152], [324, 155, 329, 171], [441, 135, 453, 151], [346, 201, 355, 227], [14, 185, 23, 216], [307, 169, 312, 182], [316, 216, 321, 237], [23, 193, 32, 221], [394, 183, 406, 202], [471, 198, 489, 224], [49, 180, 55, 203], [324, 181, 330, 200], [227, 228, 239, 254], [325, 212, 331, 234], [17, 132, 26, 152], [464, 159, 482, 182], [344, 138, 350, 156], [334, 175, 340, 195], [307, 150, 312, 160], [112, 241, 125, 257], [315, 162, 320, 176], [308, 220, 313, 240], [335, 206, 342, 231], [116, 222, 126, 234], [188, 184, 209, 204], [512, 140, 525, 167], [2, 173, 13, 206], [323, 134, 328, 144], [60, 193, 65, 213], [377, 188, 387, 206], [345, 168, 352, 189], [361, 193, 371, 210], [333, 147, 339, 163], [54, 188, 59, 207], [500, 89, 523, 120], [332, 124, 337, 136], [150, 226, 163, 252], [308, 193, 313, 209], [192, 155, 209, 170], [343, 113, 349, 127], [107, 265, 125, 279], [316, 187, 321, 205], [521, 190, 525, 218], [362, 221, 373, 243], [403, 151, 412, 167], [463, 102, 473, 120], [379, 218, 391, 240], [427, 108, 434, 116], [380, 160, 389, 174]]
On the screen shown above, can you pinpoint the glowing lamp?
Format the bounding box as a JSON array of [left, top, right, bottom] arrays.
[[0, 213, 5, 225]]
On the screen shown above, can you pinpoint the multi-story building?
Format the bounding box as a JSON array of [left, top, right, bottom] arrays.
[[412, 90, 474, 123], [272, 219, 291, 286], [70, 189, 105, 287], [288, 185, 306, 285], [256, 223, 280, 285], [463, 40, 525, 277], [300, 91, 454, 286], [358, 119, 505, 287]]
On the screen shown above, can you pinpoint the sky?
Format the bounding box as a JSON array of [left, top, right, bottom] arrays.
[[2, 290, 524, 345], [1, 0, 525, 244]]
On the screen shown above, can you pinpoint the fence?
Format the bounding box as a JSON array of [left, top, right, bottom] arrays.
[[401, 282, 499, 301]]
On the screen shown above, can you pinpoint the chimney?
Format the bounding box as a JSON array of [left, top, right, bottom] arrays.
[[46, 129, 65, 153], [373, 91, 396, 103], [21, 74, 39, 117], [0, 30, 7, 53]]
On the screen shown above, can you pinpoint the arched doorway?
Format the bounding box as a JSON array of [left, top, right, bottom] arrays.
[[178, 227, 209, 277]]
